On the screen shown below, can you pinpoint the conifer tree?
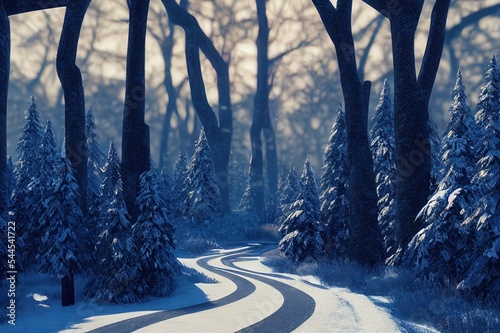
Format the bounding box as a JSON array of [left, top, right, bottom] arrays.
[[13, 97, 44, 267], [402, 70, 478, 282], [279, 158, 323, 263], [86, 107, 105, 207], [85, 142, 145, 303], [171, 151, 190, 217], [320, 105, 349, 257], [159, 156, 174, 206], [457, 56, 500, 300], [428, 116, 442, 193], [370, 80, 397, 257], [238, 165, 254, 212], [6, 156, 15, 207], [133, 168, 179, 297], [37, 161, 89, 306], [276, 167, 301, 230], [186, 129, 223, 223]]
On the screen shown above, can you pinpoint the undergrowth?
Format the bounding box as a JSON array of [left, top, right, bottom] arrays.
[[261, 250, 500, 333]]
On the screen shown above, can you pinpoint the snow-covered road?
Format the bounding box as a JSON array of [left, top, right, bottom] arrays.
[[3, 243, 401, 332], [76, 243, 400, 332]]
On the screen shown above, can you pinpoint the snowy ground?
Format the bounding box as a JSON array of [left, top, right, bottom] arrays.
[[1, 243, 434, 332]]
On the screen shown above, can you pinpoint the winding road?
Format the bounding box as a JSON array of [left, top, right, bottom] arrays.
[[79, 243, 399, 332]]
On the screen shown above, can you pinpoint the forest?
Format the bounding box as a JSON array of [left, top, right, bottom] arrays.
[[0, 0, 499, 332]]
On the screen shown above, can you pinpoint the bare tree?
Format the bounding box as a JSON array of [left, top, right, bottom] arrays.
[[362, 0, 451, 260], [312, 0, 382, 265], [121, 0, 151, 217], [161, 0, 233, 213]]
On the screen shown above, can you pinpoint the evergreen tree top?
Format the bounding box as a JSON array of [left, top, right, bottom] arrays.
[[476, 56, 500, 125], [102, 141, 122, 198], [370, 79, 395, 150], [300, 157, 320, 213]]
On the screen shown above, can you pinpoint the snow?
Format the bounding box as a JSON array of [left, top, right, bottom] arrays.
[[3, 244, 402, 333]]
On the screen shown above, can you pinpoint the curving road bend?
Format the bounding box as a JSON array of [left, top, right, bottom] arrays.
[[84, 243, 399, 332], [86, 244, 316, 333]]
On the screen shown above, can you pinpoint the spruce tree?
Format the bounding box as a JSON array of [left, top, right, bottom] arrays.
[[133, 168, 179, 297], [457, 56, 500, 300], [320, 105, 350, 258], [370, 80, 397, 257], [238, 167, 254, 212], [159, 156, 174, 205], [37, 161, 89, 306], [428, 116, 442, 193], [13, 97, 44, 268], [85, 142, 145, 303], [278, 158, 323, 263], [185, 129, 223, 224], [171, 151, 190, 217], [276, 167, 301, 230], [402, 70, 478, 282], [86, 107, 105, 207]]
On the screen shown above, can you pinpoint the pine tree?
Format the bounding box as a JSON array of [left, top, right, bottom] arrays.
[[276, 167, 301, 229], [13, 97, 45, 268], [428, 115, 442, 193], [37, 161, 89, 306], [132, 168, 179, 297], [320, 105, 350, 258], [370, 80, 397, 257], [238, 162, 255, 212], [457, 56, 500, 301], [159, 156, 174, 205], [278, 158, 323, 263], [185, 129, 223, 223], [6, 156, 15, 207], [171, 151, 190, 216], [85, 142, 145, 303], [86, 107, 105, 207]]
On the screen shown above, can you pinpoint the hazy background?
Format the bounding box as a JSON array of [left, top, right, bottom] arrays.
[[6, 0, 499, 205]]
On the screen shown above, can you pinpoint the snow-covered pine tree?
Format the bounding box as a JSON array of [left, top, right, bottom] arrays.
[[132, 168, 179, 297], [369, 80, 397, 258], [86, 107, 105, 206], [457, 56, 500, 301], [238, 162, 254, 212], [278, 158, 323, 263], [85, 142, 146, 303], [171, 151, 190, 217], [185, 129, 223, 224], [6, 156, 15, 207], [320, 105, 350, 258], [37, 160, 90, 306], [276, 167, 301, 230], [428, 115, 442, 193], [412, 69, 478, 228], [13, 97, 45, 268]]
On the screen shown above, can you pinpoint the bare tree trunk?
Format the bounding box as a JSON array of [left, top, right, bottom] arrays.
[[121, 0, 151, 218], [0, 3, 9, 211], [312, 0, 382, 265], [56, 0, 91, 214], [159, 21, 177, 168], [56, 0, 91, 306], [162, 0, 232, 214], [4, 0, 69, 15], [250, 0, 279, 217], [363, 0, 450, 260]]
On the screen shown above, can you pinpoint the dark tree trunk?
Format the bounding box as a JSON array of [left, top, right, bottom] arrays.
[[162, 0, 232, 214], [363, 0, 450, 260], [0, 3, 9, 211], [61, 270, 75, 306], [312, 0, 382, 265], [4, 0, 69, 15], [122, 0, 151, 218], [56, 0, 91, 213], [159, 21, 177, 168], [250, 0, 279, 216]]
